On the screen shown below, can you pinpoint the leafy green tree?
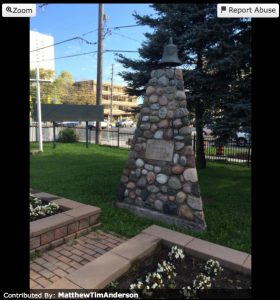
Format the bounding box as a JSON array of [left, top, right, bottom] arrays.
[[30, 69, 98, 106], [117, 4, 251, 168], [30, 68, 55, 103], [73, 81, 96, 105], [53, 71, 76, 104]]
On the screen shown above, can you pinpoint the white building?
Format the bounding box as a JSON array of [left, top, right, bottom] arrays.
[[30, 30, 55, 71]]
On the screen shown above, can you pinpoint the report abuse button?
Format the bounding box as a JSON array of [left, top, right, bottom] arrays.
[[217, 3, 279, 18]]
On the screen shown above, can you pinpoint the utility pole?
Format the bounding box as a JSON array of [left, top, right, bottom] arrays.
[[36, 66, 43, 152], [95, 3, 104, 144], [110, 64, 114, 126]]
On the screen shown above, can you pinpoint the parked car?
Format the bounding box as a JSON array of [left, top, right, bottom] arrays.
[[88, 120, 112, 130], [55, 121, 80, 127], [116, 119, 134, 127], [191, 126, 213, 136], [235, 131, 251, 146]]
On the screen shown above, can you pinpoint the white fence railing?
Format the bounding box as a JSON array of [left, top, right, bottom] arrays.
[[29, 126, 132, 148]]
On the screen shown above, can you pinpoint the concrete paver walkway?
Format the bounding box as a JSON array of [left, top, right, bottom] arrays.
[[30, 230, 127, 289]]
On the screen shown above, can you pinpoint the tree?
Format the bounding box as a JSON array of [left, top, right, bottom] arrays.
[[117, 4, 251, 168], [73, 81, 96, 105], [208, 23, 252, 141], [30, 68, 55, 104], [53, 71, 76, 104], [30, 69, 99, 106]]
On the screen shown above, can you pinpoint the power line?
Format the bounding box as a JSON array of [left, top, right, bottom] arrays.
[[30, 36, 97, 52], [30, 24, 144, 52], [111, 31, 141, 43], [80, 28, 98, 37], [77, 37, 97, 45], [31, 49, 137, 63], [31, 50, 98, 63], [105, 50, 138, 53], [30, 37, 77, 52], [111, 24, 143, 29]]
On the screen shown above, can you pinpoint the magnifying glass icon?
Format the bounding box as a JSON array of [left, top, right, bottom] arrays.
[[6, 6, 12, 12]]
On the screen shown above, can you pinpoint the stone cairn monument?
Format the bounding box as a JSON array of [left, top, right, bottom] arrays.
[[116, 38, 206, 231]]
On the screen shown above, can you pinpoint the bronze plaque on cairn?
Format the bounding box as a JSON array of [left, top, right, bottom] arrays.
[[145, 139, 174, 162]]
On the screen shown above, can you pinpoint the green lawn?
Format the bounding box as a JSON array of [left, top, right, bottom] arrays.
[[204, 145, 249, 156], [30, 142, 251, 253]]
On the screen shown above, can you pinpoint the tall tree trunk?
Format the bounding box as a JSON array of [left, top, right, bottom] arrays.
[[195, 53, 206, 169]]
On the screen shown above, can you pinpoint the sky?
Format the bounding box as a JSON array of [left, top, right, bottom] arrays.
[[30, 3, 156, 85]]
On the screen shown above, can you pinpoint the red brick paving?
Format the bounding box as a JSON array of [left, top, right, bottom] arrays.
[[30, 230, 127, 289]]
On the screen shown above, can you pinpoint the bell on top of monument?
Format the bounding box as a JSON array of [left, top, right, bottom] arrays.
[[159, 37, 182, 67]]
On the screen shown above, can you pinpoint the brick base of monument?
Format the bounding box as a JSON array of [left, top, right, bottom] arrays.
[[116, 68, 207, 232]]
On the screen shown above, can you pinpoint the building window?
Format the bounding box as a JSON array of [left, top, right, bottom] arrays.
[[103, 86, 109, 91], [116, 96, 125, 102]]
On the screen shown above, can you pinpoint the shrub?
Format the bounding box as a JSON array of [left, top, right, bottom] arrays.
[[58, 128, 78, 143]]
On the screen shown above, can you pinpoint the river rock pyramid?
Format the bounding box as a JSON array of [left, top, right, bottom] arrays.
[[115, 67, 206, 232]]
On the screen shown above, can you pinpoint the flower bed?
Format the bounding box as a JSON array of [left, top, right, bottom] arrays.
[[113, 245, 251, 298], [30, 194, 61, 221], [30, 190, 101, 253], [46, 225, 251, 291]]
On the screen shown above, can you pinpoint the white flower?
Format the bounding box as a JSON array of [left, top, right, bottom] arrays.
[[151, 283, 158, 289], [205, 259, 223, 276], [30, 196, 60, 220], [193, 273, 212, 291], [130, 284, 136, 290], [168, 245, 185, 261]]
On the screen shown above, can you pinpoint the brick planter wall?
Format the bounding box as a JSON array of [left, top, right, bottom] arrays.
[[30, 191, 101, 253], [46, 225, 251, 290]]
